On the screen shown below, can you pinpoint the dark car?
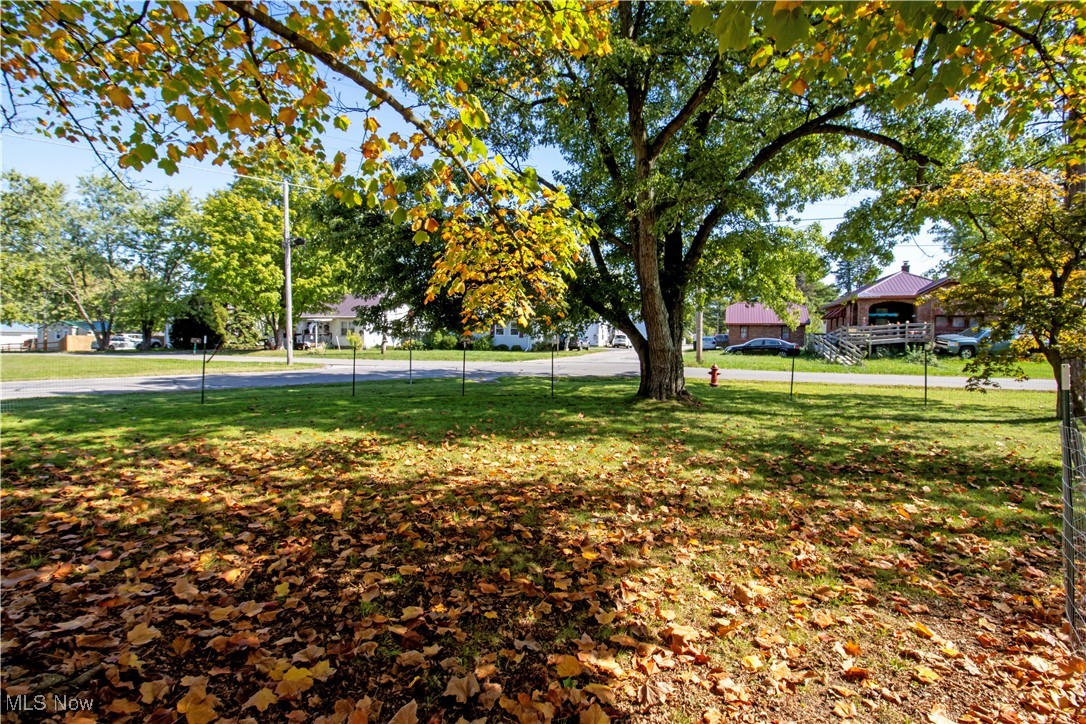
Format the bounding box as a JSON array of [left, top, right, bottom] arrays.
[[723, 337, 800, 357], [713, 333, 729, 347]]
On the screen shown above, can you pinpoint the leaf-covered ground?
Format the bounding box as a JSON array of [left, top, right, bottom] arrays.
[[1, 379, 1081, 723]]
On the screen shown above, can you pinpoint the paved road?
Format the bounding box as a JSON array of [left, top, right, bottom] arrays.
[[1, 350, 1056, 399]]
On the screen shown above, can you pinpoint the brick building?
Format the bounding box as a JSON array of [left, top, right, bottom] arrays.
[[725, 302, 810, 345], [823, 264, 966, 335]]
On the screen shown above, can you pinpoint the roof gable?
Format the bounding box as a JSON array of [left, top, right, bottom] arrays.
[[828, 270, 934, 306], [300, 295, 382, 320], [725, 302, 810, 326]]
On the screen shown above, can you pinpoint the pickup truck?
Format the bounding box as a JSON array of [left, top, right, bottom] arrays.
[[934, 328, 1016, 358]]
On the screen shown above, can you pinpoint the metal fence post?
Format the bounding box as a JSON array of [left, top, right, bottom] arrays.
[[200, 335, 207, 404], [924, 343, 928, 407], [1061, 363, 1078, 640], [551, 335, 555, 398], [352, 345, 357, 397], [789, 353, 795, 399], [461, 341, 467, 397]]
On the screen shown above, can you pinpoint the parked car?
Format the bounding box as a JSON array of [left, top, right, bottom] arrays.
[[559, 334, 589, 350], [123, 333, 163, 349], [934, 328, 1021, 359], [92, 335, 138, 351], [713, 333, 730, 347], [723, 337, 800, 357], [611, 332, 632, 349], [700, 336, 719, 350]]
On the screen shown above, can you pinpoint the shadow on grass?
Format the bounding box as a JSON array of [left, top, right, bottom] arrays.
[[0, 376, 1068, 720]]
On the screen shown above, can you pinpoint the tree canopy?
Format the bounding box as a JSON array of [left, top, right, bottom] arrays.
[[4, 1, 1083, 397], [927, 166, 1086, 415]]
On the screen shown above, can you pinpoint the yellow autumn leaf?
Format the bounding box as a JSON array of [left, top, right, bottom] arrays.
[[243, 687, 278, 712], [127, 622, 161, 646], [556, 654, 583, 677]]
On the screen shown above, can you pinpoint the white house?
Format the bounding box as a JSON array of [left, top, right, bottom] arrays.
[[0, 323, 38, 350], [489, 320, 536, 350], [296, 296, 410, 349], [487, 319, 648, 350], [36, 321, 100, 351]]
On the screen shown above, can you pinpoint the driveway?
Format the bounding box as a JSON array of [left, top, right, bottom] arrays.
[[0, 349, 1056, 399]]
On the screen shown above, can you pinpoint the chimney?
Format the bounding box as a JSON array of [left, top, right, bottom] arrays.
[[901, 262, 910, 273]]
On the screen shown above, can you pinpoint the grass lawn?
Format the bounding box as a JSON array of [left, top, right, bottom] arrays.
[[685, 349, 1055, 379], [231, 347, 597, 362], [0, 352, 319, 381], [1, 378, 1078, 722]]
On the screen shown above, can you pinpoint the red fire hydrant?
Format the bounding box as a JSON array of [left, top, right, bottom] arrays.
[[709, 364, 720, 387]]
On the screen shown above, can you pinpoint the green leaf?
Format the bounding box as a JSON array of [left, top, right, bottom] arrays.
[[391, 207, 407, 226], [333, 115, 350, 131], [764, 7, 810, 51], [690, 5, 715, 35], [413, 229, 430, 244], [713, 6, 754, 52]]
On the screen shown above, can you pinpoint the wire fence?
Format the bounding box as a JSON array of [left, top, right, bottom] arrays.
[[0, 343, 1059, 416], [1060, 368, 1086, 654]]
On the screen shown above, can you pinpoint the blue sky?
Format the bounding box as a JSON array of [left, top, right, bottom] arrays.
[[1, 130, 946, 281]]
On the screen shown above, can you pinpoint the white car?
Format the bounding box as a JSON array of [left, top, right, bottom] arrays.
[[611, 332, 632, 348], [92, 335, 138, 351]]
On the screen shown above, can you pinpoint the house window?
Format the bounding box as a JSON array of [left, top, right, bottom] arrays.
[[509, 321, 518, 335], [491, 322, 500, 336], [781, 327, 790, 341], [935, 315, 946, 328], [952, 316, 966, 328], [340, 322, 351, 335], [740, 326, 748, 339]]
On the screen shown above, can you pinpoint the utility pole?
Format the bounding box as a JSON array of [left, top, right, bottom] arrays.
[[283, 178, 294, 366]]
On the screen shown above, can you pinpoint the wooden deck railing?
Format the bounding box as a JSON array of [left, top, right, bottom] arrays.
[[809, 322, 932, 364]]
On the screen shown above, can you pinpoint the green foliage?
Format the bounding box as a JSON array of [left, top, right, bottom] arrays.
[[169, 294, 227, 349], [493, 344, 509, 352], [424, 330, 460, 350], [194, 154, 349, 341], [0, 171, 71, 325], [926, 167, 1086, 412], [471, 335, 494, 352], [345, 331, 364, 350]]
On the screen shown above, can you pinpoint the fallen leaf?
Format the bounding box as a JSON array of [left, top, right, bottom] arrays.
[[243, 687, 279, 712], [444, 673, 480, 703], [127, 623, 162, 646], [580, 703, 610, 723], [556, 655, 584, 677], [388, 699, 418, 724]]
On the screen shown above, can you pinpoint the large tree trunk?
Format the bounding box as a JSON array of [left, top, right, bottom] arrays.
[[632, 247, 688, 400]]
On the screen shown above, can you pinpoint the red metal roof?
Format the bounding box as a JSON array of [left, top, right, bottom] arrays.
[[827, 270, 934, 306], [725, 302, 810, 326], [916, 277, 956, 296]]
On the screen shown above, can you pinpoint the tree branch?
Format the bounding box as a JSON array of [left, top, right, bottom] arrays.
[[648, 56, 719, 163], [733, 97, 868, 183]]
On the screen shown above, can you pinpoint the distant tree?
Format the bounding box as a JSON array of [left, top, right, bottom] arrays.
[[927, 167, 1086, 417], [313, 174, 465, 339], [117, 191, 199, 348], [194, 162, 349, 348], [0, 171, 70, 325], [168, 294, 227, 350]]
